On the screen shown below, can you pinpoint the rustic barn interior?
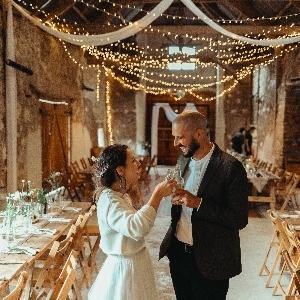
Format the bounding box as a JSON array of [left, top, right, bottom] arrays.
[[1, 0, 300, 194], [1, 0, 300, 299]]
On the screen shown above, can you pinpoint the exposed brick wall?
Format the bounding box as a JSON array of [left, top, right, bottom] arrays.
[[252, 47, 300, 168], [283, 86, 300, 161], [223, 77, 252, 151], [0, 10, 104, 193], [109, 78, 136, 148]]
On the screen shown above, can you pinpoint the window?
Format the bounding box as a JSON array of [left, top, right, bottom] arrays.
[[168, 46, 196, 70]]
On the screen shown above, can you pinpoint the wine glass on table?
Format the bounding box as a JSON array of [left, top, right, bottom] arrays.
[[46, 195, 54, 219]]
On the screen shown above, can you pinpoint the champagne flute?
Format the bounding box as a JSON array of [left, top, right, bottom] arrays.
[[162, 168, 175, 201]]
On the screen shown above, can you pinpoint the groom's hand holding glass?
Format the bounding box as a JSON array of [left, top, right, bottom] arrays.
[[171, 189, 202, 208]]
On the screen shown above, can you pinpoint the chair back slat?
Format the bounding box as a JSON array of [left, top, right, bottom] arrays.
[[3, 272, 28, 300]]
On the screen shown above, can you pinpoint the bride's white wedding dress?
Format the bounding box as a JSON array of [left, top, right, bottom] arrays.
[[88, 189, 159, 300]]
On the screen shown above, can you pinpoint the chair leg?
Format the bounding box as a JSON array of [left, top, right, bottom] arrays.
[[266, 242, 284, 287], [273, 261, 288, 296], [259, 236, 279, 276]]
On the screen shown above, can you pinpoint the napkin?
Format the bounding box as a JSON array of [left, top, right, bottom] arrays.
[[48, 217, 72, 223], [62, 207, 82, 212], [6, 246, 39, 256], [33, 228, 57, 235]]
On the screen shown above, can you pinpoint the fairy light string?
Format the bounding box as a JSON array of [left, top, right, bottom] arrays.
[[15, 0, 300, 101]]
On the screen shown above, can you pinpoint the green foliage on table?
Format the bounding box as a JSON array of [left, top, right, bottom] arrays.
[[36, 188, 47, 204]]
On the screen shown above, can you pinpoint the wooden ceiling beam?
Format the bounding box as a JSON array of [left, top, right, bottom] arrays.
[[37, 0, 75, 23], [277, 1, 293, 16], [224, 0, 270, 25], [291, 1, 300, 12], [72, 6, 91, 24]]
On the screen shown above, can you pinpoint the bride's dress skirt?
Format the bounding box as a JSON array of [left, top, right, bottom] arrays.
[[88, 247, 158, 300]]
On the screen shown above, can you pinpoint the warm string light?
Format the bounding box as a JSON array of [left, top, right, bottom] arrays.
[[105, 77, 114, 145], [76, 0, 300, 24], [96, 66, 101, 102], [63, 39, 299, 102], [17, 0, 300, 48], [16, 0, 300, 70]]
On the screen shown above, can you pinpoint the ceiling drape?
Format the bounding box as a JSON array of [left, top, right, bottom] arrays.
[[12, 0, 300, 46], [11, 0, 173, 46]]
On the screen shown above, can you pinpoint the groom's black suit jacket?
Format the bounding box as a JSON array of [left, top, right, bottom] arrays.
[[159, 144, 249, 280]]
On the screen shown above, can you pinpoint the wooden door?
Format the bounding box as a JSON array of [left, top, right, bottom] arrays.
[[156, 104, 210, 165], [40, 104, 71, 182]]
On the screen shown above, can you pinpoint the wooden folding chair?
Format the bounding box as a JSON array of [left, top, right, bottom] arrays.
[[147, 154, 159, 179], [282, 249, 300, 299], [29, 225, 82, 300], [71, 205, 96, 289], [138, 156, 150, 192], [259, 209, 280, 277], [87, 157, 94, 166], [86, 208, 101, 274], [265, 212, 291, 288], [275, 171, 294, 195], [3, 271, 28, 300], [48, 250, 78, 300], [280, 174, 300, 210], [273, 221, 300, 296], [65, 165, 86, 201], [80, 158, 88, 170]]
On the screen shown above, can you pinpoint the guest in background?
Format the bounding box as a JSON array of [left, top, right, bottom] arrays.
[[159, 111, 248, 300], [88, 144, 175, 300], [245, 126, 256, 157], [231, 127, 245, 154]]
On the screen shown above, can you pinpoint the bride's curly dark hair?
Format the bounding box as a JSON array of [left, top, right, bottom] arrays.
[[93, 144, 144, 210], [96, 144, 128, 188]]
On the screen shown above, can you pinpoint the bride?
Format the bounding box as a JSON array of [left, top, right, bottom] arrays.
[[88, 144, 175, 300]]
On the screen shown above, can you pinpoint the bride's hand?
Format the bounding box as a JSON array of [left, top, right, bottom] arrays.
[[153, 180, 176, 198]]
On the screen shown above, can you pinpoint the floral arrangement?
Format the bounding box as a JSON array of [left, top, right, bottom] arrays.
[[35, 188, 47, 204], [47, 172, 63, 190]]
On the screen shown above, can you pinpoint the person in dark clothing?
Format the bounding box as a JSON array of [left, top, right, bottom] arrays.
[[245, 126, 256, 156], [231, 127, 245, 153], [159, 111, 249, 300]]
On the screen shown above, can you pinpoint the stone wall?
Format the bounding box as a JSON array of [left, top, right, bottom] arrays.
[[252, 47, 300, 167], [0, 8, 105, 194], [109, 77, 137, 149], [223, 76, 252, 151]]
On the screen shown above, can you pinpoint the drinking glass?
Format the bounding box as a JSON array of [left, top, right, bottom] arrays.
[[46, 195, 54, 218], [165, 168, 176, 181]]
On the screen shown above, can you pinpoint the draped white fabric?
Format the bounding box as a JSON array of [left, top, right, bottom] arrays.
[[12, 0, 173, 46], [181, 0, 300, 46], [151, 103, 198, 161], [12, 0, 300, 47]]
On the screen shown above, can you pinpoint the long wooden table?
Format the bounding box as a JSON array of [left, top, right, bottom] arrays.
[[0, 201, 92, 299]]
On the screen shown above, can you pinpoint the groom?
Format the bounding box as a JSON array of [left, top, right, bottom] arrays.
[[159, 110, 248, 300]]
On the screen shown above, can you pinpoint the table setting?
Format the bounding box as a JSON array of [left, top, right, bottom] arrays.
[[0, 177, 93, 299]]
